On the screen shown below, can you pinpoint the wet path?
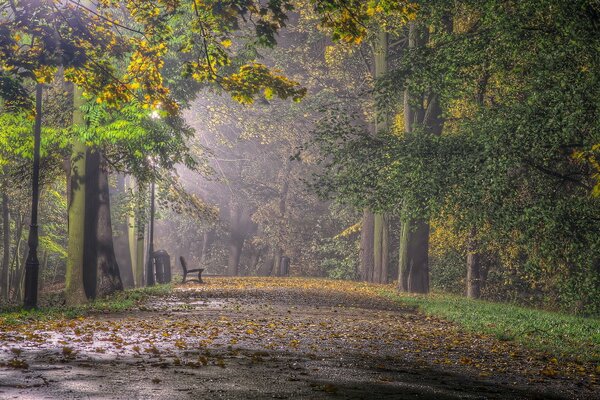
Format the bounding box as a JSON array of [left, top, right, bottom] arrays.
[[0, 278, 598, 399]]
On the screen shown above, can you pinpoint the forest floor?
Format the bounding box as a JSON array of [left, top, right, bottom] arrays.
[[0, 277, 598, 399]]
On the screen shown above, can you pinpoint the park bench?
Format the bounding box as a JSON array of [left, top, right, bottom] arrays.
[[180, 256, 204, 283]]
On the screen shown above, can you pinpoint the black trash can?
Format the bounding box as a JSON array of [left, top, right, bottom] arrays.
[[279, 256, 290, 276], [153, 250, 171, 284]]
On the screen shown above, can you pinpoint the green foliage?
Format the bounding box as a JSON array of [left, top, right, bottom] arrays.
[[311, 0, 600, 314], [0, 0, 306, 112]]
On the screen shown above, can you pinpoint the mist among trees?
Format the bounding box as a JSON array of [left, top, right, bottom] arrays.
[[0, 1, 599, 398]]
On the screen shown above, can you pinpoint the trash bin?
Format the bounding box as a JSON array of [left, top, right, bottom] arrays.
[[279, 256, 290, 276], [153, 250, 171, 284]]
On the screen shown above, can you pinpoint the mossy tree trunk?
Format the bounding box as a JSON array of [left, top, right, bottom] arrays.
[[372, 30, 390, 284], [65, 85, 88, 305]]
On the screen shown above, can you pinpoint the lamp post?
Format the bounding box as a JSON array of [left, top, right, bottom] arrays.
[[145, 161, 156, 286], [23, 83, 43, 309]]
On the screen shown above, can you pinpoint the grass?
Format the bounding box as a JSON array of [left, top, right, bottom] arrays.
[[0, 284, 172, 327], [380, 289, 600, 363]]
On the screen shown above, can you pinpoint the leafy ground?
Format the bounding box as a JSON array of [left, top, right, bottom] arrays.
[[0, 277, 598, 399]]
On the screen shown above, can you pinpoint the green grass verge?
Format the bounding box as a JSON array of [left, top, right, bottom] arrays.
[[380, 289, 600, 363], [0, 284, 172, 327]]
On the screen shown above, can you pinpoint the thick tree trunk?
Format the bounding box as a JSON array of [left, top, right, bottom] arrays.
[[359, 210, 375, 281], [2, 189, 9, 300], [406, 220, 430, 293], [372, 29, 390, 284], [65, 86, 88, 305], [466, 228, 481, 299], [85, 150, 123, 298], [83, 149, 99, 298], [397, 22, 444, 294], [113, 175, 134, 288]]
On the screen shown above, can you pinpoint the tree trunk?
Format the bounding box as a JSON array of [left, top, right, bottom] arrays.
[[1, 188, 9, 300], [397, 219, 409, 291], [397, 22, 443, 294], [465, 72, 488, 299], [127, 178, 145, 287], [113, 174, 134, 288], [257, 249, 274, 276], [65, 85, 88, 305], [227, 204, 244, 276], [406, 220, 430, 293], [200, 230, 213, 265], [359, 210, 375, 281], [14, 245, 28, 302], [372, 29, 390, 284], [466, 228, 481, 299], [271, 249, 282, 277], [373, 214, 389, 283], [85, 150, 123, 298], [135, 187, 146, 288], [9, 213, 24, 299], [248, 248, 261, 274]]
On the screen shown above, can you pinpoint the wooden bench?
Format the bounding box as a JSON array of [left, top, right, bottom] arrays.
[[180, 256, 204, 283]]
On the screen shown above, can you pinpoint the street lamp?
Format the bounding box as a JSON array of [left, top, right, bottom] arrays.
[[23, 83, 43, 309]]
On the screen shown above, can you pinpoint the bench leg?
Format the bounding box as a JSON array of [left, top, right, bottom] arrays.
[[198, 270, 203, 284], [182, 273, 187, 284]]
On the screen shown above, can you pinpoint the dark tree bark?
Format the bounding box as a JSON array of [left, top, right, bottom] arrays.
[[84, 149, 123, 299], [406, 220, 430, 294]]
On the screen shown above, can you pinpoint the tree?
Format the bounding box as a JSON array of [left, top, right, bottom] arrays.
[[2, 0, 306, 303]]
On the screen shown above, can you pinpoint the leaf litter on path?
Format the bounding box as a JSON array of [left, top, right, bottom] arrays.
[[0, 277, 598, 399]]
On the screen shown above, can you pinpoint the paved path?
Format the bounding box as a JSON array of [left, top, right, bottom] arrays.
[[0, 278, 598, 399]]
